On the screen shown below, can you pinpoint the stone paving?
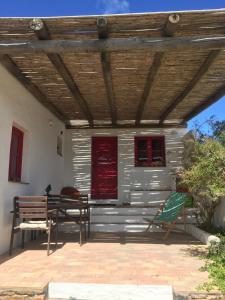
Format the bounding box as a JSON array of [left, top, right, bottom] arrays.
[[0, 232, 208, 293]]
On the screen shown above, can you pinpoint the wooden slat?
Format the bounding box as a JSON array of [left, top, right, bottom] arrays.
[[19, 202, 47, 207], [31, 19, 94, 127], [19, 208, 47, 212], [183, 83, 225, 121], [159, 50, 220, 123], [0, 35, 225, 53], [0, 55, 67, 122], [97, 17, 117, 126], [19, 213, 47, 218], [16, 196, 47, 201]]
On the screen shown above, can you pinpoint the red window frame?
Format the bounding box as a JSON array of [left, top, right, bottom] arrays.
[[134, 136, 165, 167], [8, 126, 24, 182]]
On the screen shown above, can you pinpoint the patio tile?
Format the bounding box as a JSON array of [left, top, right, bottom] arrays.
[[0, 232, 208, 292]]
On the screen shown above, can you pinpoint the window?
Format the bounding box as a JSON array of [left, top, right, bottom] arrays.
[[135, 136, 165, 167], [8, 126, 24, 182]]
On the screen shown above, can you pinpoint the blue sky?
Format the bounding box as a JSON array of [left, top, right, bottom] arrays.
[[0, 0, 225, 129]]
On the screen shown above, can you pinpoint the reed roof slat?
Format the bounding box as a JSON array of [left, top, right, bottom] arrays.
[[0, 9, 224, 127]]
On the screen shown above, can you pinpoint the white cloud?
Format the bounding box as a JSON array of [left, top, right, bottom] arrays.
[[98, 0, 130, 14]]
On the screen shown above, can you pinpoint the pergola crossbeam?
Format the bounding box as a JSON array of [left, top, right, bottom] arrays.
[[0, 54, 67, 122], [66, 123, 187, 129], [31, 18, 94, 127], [0, 35, 225, 54]]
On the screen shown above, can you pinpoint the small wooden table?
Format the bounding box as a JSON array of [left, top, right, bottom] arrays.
[[47, 196, 90, 245]]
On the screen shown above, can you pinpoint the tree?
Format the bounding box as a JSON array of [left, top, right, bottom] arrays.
[[181, 118, 225, 230]]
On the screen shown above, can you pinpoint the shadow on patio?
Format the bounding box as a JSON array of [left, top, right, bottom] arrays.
[[0, 231, 208, 292]]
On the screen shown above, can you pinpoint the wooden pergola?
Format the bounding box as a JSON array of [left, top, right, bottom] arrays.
[[0, 9, 225, 128]]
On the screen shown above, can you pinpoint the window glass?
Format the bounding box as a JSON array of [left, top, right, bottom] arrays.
[[152, 138, 164, 166], [137, 139, 148, 162]]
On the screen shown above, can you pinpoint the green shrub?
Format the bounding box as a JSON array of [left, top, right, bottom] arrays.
[[200, 231, 225, 293], [181, 138, 225, 230]]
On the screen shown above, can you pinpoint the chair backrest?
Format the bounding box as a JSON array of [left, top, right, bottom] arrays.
[[155, 192, 188, 223], [164, 192, 186, 210], [60, 186, 81, 199], [14, 196, 48, 220]]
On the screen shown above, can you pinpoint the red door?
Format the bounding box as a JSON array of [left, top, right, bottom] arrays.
[[91, 137, 118, 199]]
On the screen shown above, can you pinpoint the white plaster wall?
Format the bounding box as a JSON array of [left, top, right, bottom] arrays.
[[0, 64, 65, 254], [64, 128, 187, 204]]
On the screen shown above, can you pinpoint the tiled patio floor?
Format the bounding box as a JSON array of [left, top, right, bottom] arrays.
[[0, 232, 208, 292]]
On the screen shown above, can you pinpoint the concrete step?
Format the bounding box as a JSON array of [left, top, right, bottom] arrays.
[[91, 223, 164, 232], [91, 207, 159, 215], [48, 282, 174, 300], [91, 215, 196, 224], [59, 205, 197, 233], [129, 190, 171, 206], [60, 222, 165, 233]]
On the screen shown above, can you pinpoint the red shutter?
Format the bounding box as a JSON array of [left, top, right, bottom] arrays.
[[8, 126, 24, 181]]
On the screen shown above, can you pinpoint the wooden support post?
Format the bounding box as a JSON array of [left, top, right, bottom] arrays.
[[97, 17, 117, 126], [159, 49, 220, 123], [30, 18, 94, 127], [0, 54, 67, 123]]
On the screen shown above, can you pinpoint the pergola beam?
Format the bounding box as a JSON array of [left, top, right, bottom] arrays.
[[0, 35, 225, 54], [30, 18, 94, 127], [183, 83, 225, 122], [159, 49, 220, 123], [66, 123, 187, 129], [97, 17, 117, 126], [163, 14, 180, 36], [135, 14, 179, 126], [0, 54, 67, 122], [135, 52, 164, 125]]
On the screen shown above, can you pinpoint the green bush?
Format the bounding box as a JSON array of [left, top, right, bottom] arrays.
[[181, 138, 225, 230], [200, 231, 225, 293]]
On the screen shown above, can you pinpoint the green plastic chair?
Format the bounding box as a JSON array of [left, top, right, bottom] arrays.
[[144, 192, 189, 239]]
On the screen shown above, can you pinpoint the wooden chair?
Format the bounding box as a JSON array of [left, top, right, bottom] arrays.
[[144, 192, 188, 240], [9, 196, 58, 256], [60, 186, 90, 239]]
